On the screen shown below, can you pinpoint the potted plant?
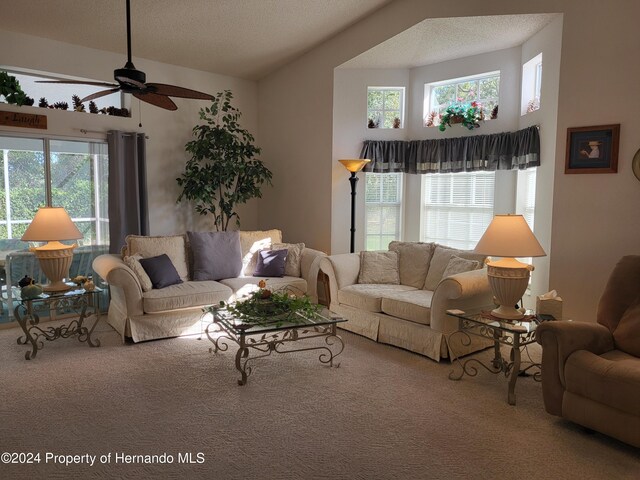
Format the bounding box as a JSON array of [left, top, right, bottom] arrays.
[[438, 101, 485, 131], [177, 90, 272, 231]]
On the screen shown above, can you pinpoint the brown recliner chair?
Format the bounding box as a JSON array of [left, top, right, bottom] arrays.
[[536, 255, 640, 447]]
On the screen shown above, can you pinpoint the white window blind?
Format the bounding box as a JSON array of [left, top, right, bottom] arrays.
[[365, 173, 402, 250], [421, 171, 495, 250]]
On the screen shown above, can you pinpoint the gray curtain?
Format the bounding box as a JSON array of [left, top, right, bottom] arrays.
[[360, 125, 540, 174], [107, 131, 149, 254]]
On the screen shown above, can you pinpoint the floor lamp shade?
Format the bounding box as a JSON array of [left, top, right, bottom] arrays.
[[339, 159, 371, 253], [474, 214, 546, 319], [21, 207, 83, 292]]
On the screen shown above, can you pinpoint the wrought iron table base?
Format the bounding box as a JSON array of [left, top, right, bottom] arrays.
[[206, 322, 344, 385]]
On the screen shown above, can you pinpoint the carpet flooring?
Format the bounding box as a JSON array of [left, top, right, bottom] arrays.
[[0, 319, 638, 480]]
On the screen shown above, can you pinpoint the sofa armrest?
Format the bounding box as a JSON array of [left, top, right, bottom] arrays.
[[92, 254, 144, 316], [429, 268, 495, 335], [319, 253, 360, 306], [300, 248, 326, 303], [535, 321, 614, 415]]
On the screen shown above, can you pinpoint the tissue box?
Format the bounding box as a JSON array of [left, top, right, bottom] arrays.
[[536, 296, 563, 320]]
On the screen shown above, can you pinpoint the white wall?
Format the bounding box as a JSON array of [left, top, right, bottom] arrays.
[[0, 29, 259, 237], [259, 0, 640, 323]]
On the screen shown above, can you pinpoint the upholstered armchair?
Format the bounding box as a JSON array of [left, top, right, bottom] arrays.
[[536, 255, 640, 447]]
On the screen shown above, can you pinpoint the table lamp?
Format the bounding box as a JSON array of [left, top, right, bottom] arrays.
[[339, 159, 371, 253], [474, 214, 546, 320], [21, 207, 83, 292]]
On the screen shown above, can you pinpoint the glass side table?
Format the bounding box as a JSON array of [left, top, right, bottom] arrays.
[[445, 309, 546, 405], [15, 287, 103, 360]]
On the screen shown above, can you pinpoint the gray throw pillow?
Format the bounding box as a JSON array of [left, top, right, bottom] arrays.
[[187, 231, 243, 281], [139, 254, 183, 289], [253, 249, 288, 277]]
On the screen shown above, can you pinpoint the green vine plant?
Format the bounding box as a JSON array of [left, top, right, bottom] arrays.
[[0, 71, 34, 106], [177, 90, 272, 231]]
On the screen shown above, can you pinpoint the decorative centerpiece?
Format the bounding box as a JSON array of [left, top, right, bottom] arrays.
[[209, 280, 321, 327], [438, 101, 484, 131], [20, 280, 43, 300]]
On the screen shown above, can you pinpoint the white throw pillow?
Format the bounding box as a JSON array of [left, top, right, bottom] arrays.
[[239, 229, 283, 276], [389, 241, 436, 288], [272, 242, 305, 277], [441, 255, 482, 279], [126, 234, 189, 282], [423, 245, 486, 291], [358, 251, 400, 285], [123, 253, 153, 292]]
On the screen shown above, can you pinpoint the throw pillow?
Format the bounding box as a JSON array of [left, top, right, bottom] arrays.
[[123, 253, 153, 292], [272, 242, 305, 277], [441, 255, 482, 279], [613, 300, 640, 356], [253, 249, 288, 277], [187, 231, 242, 281], [423, 245, 486, 291], [239, 229, 283, 276], [358, 250, 400, 285], [126, 234, 189, 282], [139, 254, 183, 289], [389, 241, 436, 288]]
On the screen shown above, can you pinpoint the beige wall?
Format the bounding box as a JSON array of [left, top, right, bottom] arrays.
[[258, 0, 640, 322]]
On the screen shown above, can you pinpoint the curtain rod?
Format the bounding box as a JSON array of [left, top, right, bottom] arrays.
[[77, 129, 149, 139]]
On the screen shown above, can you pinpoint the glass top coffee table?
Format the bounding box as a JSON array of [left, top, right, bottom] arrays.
[[204, 307, 346, 385]]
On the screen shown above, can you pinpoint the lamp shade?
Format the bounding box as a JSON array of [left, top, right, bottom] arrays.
[[339, 159, 371, 173], [21, 207, 82, 242], [474, 214, 546, 258]]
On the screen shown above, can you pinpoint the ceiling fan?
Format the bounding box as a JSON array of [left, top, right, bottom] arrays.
[[38, 0, 213, 111]]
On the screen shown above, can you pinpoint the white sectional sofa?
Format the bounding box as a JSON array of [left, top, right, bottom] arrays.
[[319, 242, 495, 361], [92, 229, 325, 342]]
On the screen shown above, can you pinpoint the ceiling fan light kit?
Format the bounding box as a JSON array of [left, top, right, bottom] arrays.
[[37, 0, 214, 111]]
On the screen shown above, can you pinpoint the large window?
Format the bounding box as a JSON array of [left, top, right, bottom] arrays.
[[424, 72, 500, 127], [420, 172, 495, 250], [365, 173, 403, 250], [521, 53, 542, 114], [367, 87, 404, 129], [0, 135, 109, 245]]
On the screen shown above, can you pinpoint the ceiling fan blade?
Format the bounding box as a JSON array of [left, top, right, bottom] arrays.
[[80, 88, 122, 103], [146, 83, 214, 100], [36, 80, 118, 88], [133, 91, 177, 111]]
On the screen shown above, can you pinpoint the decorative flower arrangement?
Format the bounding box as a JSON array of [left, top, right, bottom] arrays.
[[208, 280, 321, 327], [438, 101, 484, 131]]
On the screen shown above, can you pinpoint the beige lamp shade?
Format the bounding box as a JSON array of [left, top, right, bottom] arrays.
[[339, 159, 371, 173], [21, 207, 82, 242], [474, 214, 546, 258]]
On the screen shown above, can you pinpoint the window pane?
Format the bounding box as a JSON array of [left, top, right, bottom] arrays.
[[367, 90, 383, 110], [456, 81, 478, 102], [384, 90, 400, 110], [479, 77, 499, 99], [383, 110, 400, 128], [367, 87, 404, 129], [433, 85, 455, 106]]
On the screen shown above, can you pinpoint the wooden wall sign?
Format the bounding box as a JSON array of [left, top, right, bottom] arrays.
[[0, 110, 48, 129]]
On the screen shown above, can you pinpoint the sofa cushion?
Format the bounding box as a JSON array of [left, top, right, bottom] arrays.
[[442, 255, 483, 279], [142, 280, 231, 313], [219, 276, 307, 297], [358, 251, 399, 284], [187, 230, 243, 281], [380, 290, 434, 326], [253, 249, 287, 277], [126, 234, 189, 282], [139, 254, 183, 289], [338, 284, 416, 313], [239, 229, 283, 276], [423, 245, 486, 291], [389, 241, 436, 288], [123, 253, 153, 292], [565, 349, 640, 416], [613, 300, 640, 356], [272, 242, 305, 277]]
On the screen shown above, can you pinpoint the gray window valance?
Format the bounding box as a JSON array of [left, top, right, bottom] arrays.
[[360, 125, 540, 174]]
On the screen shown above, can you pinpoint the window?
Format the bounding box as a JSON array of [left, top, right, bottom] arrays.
[[5, 69, 123, 110], [0, 135, 109, 245], [516, 168, 537, 230], [365, 173, 403, 250], [521, 53, 542, 114], [424, 72, 500, 127], [420, 172, 495, 250], [367, 87, 404, 129]]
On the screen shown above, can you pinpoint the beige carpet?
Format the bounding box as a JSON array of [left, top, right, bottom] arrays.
[[1, 319, 638, 480]]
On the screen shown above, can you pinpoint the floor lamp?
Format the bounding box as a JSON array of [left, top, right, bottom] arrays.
[[339, 159, 371, 253]]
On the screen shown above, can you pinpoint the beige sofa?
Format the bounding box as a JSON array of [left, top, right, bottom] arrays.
[[92, 230, 325, 342], [319, 242, 495, 361]]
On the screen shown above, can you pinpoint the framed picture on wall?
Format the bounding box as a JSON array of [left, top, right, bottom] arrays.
[[565, 124, 620, 174]]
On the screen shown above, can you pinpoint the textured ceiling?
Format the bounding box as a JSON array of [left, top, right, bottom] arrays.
[[0, 0, 393, 80], [340, 14, 559, 69]]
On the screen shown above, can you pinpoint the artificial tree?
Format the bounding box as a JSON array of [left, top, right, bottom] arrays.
[[177, 90, 272, 231]]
